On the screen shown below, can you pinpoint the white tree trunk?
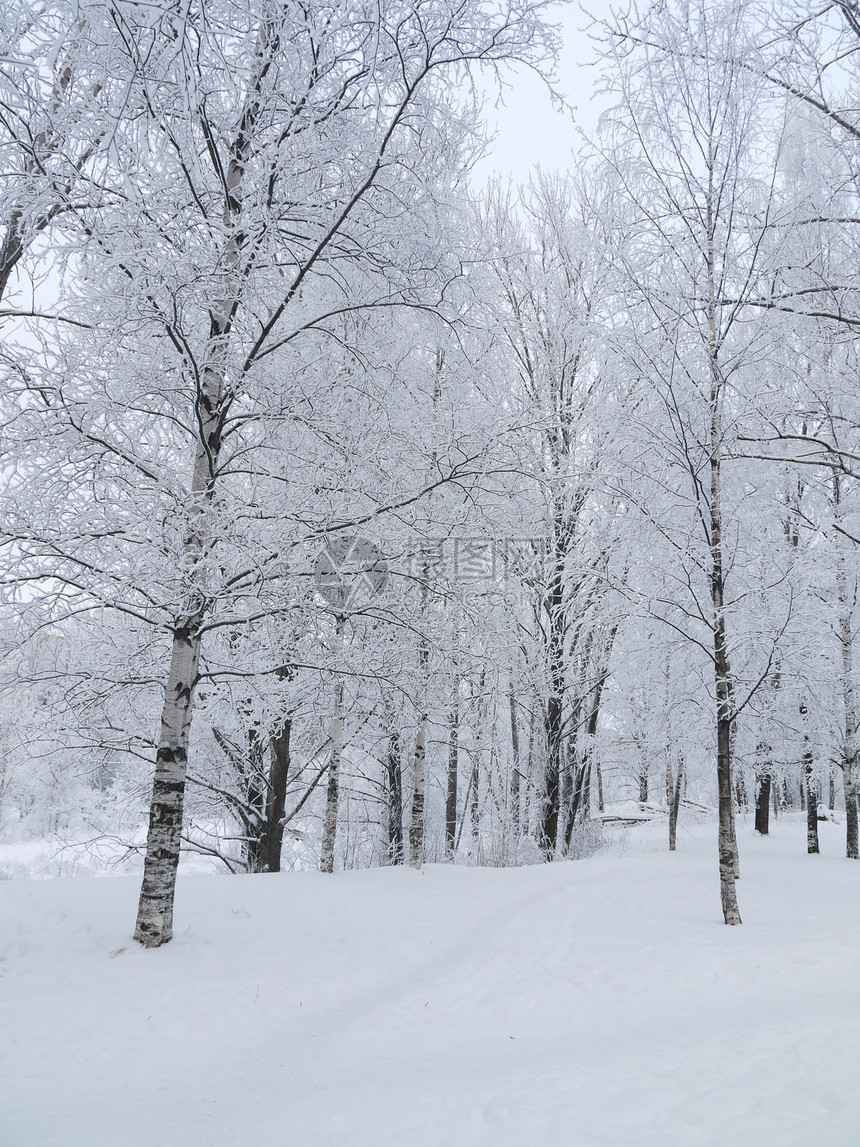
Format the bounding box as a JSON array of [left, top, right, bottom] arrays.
[[409, 725, 426, 869], [133, 623, 202, 946], [836, 528, 859, 859], [320, 616, 346, 873]]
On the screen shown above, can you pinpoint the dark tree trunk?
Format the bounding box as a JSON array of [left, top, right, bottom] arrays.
[[735, 771, 747, 812], [560, 748, 573, 835], [835, 474, 859, 859], [0, 210, 26, 304], [563, 761, 588, 853], [259, 717, 291, 872], [540, 694, 562, 859], [469, 757, 480, 855], [541, 541, 567, 860], [754, 771, 771, 836], [638, 764, 649, 806], [581, 756, 591, 821], [209, 722, 276, 872]]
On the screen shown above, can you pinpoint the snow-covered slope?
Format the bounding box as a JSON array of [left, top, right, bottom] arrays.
[[2, 819, 859, 1146]]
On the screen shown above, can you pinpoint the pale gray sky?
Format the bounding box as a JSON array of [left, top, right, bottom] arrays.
[[472, 2, 611, 184]]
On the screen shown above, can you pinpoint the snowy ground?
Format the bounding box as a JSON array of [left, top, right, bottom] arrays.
[[2, 817, 859, 1147]]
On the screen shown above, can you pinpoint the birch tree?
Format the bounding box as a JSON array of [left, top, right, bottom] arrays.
[[597, 0, 797, 923]]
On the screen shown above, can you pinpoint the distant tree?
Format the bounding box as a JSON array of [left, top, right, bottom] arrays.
[[484, 174, 624, 859]]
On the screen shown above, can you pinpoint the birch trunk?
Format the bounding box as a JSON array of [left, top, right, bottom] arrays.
[[835, 488, 860, 859], [805, 762, 819, 853], [707, 170, 741, 926], [509, 692, 520, 847], [671, 762, 683, 851], [716, 707, 740, 922], [320, 617, 346, 874], [667, 755, 683, 851], [445, 701, 459, 858], [133, 622, 202, 946], [798, 701, 819, 853], [470, 754, 483, 866], [408, 725, 426, 869]]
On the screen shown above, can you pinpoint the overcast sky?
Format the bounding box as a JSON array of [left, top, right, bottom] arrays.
[[472, 2, 611, 185]]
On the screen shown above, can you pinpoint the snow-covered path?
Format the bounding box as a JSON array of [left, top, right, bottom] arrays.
[[2, 819, 859, 1146]]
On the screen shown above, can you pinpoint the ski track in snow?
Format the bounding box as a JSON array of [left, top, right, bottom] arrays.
[[1, 819, 859, 1146]]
